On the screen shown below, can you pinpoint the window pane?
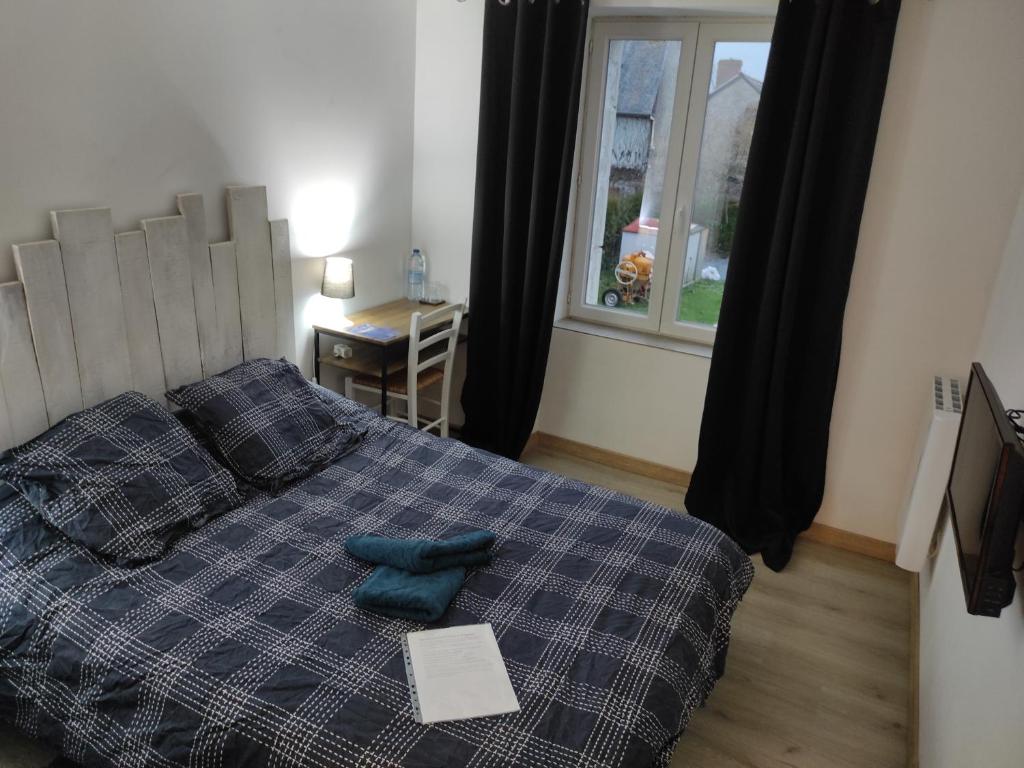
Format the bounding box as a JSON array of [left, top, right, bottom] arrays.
[[677, 41, 770, 326], [583, 39, 682, 316]]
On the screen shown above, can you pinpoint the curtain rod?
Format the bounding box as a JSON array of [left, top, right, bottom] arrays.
[[456, 0, 895, 4], [456, 0, 584, 4]]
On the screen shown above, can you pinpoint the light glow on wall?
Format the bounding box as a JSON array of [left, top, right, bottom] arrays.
[[302, 291, 353, 332], [290, 181, 356, 257]]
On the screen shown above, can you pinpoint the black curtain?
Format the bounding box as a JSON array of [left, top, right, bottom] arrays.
[[685, 0, 902, 571], [460, 0, 590, 459]]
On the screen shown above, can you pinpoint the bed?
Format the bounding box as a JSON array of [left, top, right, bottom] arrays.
[[0, 187, 752, 767]]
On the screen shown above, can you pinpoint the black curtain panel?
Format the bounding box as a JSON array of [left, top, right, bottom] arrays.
[[460, 0, 590, 460], [684, 0, 902, 571]]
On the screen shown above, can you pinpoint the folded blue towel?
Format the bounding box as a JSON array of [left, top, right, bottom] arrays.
[[345, 530, 496, 574], [351, 565, 466, 622]]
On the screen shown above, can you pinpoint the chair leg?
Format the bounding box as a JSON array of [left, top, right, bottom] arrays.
[[344, 377, 354, 400], [408, 386, 418, 431]]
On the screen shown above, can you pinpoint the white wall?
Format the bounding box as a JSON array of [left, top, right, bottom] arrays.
[[411, 0, 484, 304], [918, 185, 1024, 768], [539, 330, 711, 468], [405, 0, 486, 425], [0, 0, 417, 381], [823, 0, 1024, 542]]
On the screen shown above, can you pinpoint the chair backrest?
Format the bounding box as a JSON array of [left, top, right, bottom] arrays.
[[406, 302, 465, 432]]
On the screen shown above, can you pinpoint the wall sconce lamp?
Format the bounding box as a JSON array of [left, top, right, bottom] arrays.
[[321, 256, 355, 300]]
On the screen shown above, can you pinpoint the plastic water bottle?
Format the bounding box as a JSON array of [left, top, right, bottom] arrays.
[[407, 248, 426, 301]]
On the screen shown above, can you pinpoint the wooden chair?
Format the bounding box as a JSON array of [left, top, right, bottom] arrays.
[[345, 303, 465, 437]]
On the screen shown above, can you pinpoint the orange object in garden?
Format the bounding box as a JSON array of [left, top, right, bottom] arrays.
[[603, 251, 654, 308]]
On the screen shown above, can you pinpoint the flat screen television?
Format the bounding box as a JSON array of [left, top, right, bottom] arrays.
[[945, 363, 1024, 617]]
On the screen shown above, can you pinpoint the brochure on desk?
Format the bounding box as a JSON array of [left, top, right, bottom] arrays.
[[346, 323, 400, 341]]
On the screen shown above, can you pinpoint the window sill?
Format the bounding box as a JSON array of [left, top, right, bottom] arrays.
[[552, 316, 714, 359]]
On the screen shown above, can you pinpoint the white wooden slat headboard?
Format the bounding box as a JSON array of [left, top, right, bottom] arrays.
[[115, 231, 168, 404], [228, 186, 279, 361], [51, 207, 134, 407], [177, 193, 219, 377], [0, 185, 294, 452], [142, 214, 205, 391], [0, 283, 48, 444], [208, 241, 245, 374], [12, 240, 84, 423]]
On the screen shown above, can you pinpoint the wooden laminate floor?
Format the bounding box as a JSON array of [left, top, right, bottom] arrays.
[[522, 445, 912, 768], [0, 447, 911, 768]]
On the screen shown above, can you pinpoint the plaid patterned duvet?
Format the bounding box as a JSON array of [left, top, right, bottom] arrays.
[[0, 390, 752, 768]]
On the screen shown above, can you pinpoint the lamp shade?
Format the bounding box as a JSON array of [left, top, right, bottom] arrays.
[[321, 256, 355, 299]]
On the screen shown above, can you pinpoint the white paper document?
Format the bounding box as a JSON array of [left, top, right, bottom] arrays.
[[402, 623, 520, 724]]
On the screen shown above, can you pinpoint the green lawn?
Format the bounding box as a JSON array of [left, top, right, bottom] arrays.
[[678, 279, 724, 325], [589, 271, 724, 325]]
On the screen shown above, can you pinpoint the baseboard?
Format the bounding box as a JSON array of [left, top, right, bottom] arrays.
[[802, 522, 897, 562], [527, 432, 691, 486], [526, 432, 896, 563], [908, 572, 920, 768]]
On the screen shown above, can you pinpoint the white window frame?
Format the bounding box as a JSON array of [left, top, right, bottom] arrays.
[[567, 17, 774, 346]]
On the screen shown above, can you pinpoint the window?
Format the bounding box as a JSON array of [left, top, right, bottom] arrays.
[[568, 19, 772, 344]]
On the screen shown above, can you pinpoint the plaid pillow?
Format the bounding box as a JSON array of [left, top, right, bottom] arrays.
[[0, 391, 245, 566], [166, 358, 363, 492]]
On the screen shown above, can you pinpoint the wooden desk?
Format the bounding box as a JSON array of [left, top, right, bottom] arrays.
[[313, 298, 463, 416]]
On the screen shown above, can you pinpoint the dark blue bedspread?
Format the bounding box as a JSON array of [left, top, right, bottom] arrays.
[[0, 391, 752, 767]]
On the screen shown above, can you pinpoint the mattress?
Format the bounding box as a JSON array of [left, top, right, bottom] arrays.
[[0, 391, 752, 767]]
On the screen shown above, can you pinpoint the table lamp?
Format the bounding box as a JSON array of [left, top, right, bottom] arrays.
[[321, 255, 355, 300]]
